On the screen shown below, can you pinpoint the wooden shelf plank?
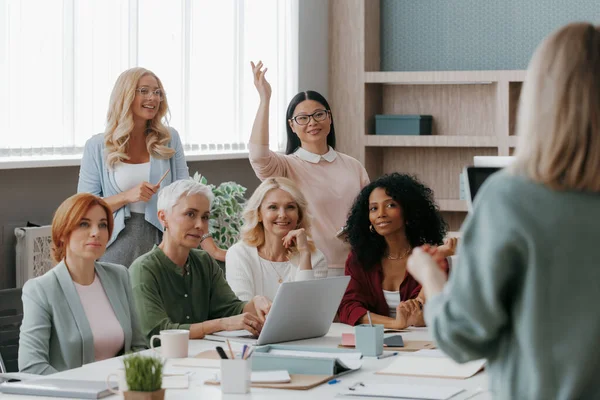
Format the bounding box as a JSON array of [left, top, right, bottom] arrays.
[[365, 135, 499, 148], [365, 70, 526, 84], [438, 199, 468, 212]]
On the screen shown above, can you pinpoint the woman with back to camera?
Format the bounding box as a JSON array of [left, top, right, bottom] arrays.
[[338, 173, 456, 329], [248, 61, 370, 276], [407, 22, 600, 399], [78, 67, 225, 267]]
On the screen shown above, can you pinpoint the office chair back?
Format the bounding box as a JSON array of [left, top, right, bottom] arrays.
[[0, 288, 23, 373]]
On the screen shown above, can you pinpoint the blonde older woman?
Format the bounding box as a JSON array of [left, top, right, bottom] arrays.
[[78, 67, 224, 267], [407, 23, 600, 399], [129, 179, 271, 341], [226, 177, 328, 301]]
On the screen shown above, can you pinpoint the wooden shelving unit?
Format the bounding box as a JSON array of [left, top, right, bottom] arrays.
[[329, 0, 525, 231]]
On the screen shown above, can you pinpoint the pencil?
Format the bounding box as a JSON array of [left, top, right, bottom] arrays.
[[226, 339, 235, 359], [156, 168, 171, 186]]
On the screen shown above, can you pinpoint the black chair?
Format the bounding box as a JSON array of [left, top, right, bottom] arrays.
[[0, 288, 23, 373]]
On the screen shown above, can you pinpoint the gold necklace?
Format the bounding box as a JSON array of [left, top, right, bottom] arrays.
[[386, 247, 412, 260], [259, 256, 287, 284]]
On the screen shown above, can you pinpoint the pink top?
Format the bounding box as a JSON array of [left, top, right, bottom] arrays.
[[74, 274, 125, 361], [248, 143, 370, 270]]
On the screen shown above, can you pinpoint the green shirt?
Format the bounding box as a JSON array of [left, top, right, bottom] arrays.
[[129, 245, 246, 342], [426, 171, 600, 399]]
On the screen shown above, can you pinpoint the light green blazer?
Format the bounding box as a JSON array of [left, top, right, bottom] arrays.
[[18, 261, 146, 375]]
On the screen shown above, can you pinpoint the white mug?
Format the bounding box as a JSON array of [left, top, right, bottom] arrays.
[[106, 368, 127, 395], [150, 329, 189, 358]]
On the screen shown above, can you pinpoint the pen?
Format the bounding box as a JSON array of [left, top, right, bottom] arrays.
[[327, 379, 341, 385], [367, 310, 373, 327], [376, 352, 398, 359], [216, 346, 229, 360], [226, 339, 235, 359], [156, 168, 171, 186], [241, 344, 248, 360], [244, 348, 254, 360]]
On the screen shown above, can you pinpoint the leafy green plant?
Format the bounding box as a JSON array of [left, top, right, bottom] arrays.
[[123, 354, 163, 392], [192, 172, 247, 249]]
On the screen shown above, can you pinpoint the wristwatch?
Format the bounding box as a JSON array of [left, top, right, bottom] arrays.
[[200, 233, 211, 243]]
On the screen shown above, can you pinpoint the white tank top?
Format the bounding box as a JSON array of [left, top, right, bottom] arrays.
[[114, 162, 150, 214], [383, 289, 401, 318]]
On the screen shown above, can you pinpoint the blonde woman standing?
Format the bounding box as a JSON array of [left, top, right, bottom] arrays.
[[407, 23, 600, 399], [226, 177, 328, 301]]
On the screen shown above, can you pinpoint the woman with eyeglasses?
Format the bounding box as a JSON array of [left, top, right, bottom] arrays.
[[78, 67, 224, 268], [248, 61, 370, 276]]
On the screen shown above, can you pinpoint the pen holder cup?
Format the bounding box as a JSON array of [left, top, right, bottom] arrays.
[[355, 324, 384, 356], [220, 358, 252, 394]]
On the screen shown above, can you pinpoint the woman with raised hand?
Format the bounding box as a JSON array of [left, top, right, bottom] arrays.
[[19, 193, 146, 375], [406, 23, 600, 399], [248, 61, 370, 276], [78, 67, 224, 267], [129, 179, 272, 342], [226, 177, 328, 301], [338, 173, 456, 329]]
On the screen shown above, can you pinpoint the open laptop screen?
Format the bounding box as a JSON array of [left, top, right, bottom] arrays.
[[465, 166, 501, 210]]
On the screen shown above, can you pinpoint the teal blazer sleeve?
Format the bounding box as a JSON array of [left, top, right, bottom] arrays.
[[18, 262, 146, 375]]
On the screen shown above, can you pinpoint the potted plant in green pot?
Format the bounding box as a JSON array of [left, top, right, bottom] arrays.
[[123, 354, 165, 400], [192, 173, 247, 264]]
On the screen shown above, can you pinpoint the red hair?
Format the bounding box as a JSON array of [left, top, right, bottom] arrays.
[[51, 193, 114, 263]]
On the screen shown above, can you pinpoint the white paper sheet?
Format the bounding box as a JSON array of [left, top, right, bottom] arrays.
[[341, 382, 465, 399], [214, 370, 291, 383]]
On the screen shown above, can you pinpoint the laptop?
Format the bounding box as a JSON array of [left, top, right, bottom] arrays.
[[206, 276, 351, 345], [464, 166, 501, 211]]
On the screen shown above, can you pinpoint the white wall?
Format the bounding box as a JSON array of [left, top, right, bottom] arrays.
[[298, 0, 329, 98]]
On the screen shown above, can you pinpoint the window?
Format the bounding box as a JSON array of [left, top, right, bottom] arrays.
[[0, 0, 298, 157]]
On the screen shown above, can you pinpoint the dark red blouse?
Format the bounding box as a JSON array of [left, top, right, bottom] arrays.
[[338, 251, 448, 326]]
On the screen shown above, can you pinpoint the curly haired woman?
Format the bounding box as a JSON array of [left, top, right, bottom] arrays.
[[338, 173, 456, 329]]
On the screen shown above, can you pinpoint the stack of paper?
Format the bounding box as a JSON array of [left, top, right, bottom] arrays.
[[214, 370, 291, 384], [377, 350, 485, 379], [340, 382, 465, 399]]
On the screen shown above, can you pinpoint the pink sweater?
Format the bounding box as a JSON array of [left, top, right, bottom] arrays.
[[248, 143, 370, 270]]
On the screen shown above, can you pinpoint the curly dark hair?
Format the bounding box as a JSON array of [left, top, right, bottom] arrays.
[[346, 173, 448, 269]]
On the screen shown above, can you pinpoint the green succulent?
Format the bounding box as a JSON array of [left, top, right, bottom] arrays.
[[123, 354, 163, 392], [192, 172, 247, 249]]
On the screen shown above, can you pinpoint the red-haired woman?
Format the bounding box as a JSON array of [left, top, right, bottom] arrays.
[[19, 193, 146, 375]]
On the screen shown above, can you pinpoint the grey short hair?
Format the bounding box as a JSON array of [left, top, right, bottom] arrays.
[[157, 179, 214, 213]]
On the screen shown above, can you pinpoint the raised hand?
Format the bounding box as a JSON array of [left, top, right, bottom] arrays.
[[221, 312, 263, 337], [251, 60, 272, 101], [125, 181, 159, 203], [282, 228, 309, 252]]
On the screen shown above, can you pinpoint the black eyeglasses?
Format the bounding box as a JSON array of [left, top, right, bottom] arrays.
[[289, 110, 330, 125]]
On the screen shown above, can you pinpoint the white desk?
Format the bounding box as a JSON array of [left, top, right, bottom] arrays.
[[1, 324, 490, 399]]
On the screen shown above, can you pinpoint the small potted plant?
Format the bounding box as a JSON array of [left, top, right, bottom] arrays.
[[123, 354, 165, 400]]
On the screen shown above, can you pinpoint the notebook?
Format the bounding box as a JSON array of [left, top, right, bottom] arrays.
[[0, 379, 117, 399], [214, 370, 291, 384], [377, 351, 485, 379], [339, 382, 465, 399]]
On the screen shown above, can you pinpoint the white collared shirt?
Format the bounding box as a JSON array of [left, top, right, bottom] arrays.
[[293, 146, 338, 163]]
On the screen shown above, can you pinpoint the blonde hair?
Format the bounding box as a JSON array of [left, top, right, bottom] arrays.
[[511, 22, 600, 192], [241, 177, 315, 252], [104, 67, 175, 168]]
